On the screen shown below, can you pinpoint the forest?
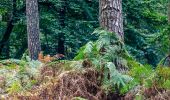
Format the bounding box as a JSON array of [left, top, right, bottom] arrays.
[[0, 0, 170, 99]]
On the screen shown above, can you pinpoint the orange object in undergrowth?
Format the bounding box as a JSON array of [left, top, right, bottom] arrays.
[[38, 51, 44, 61], [54, 54, 65, 59], [44, 55, 54, 63], [38, 51, 65, 63]]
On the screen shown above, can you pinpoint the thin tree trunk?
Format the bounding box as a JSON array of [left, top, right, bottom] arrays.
[[99, 0, 124, 39], [168, 0, 170, 51], [0, 0, 16, 56], [26, 0, 41, 60], [163, 0, 170, 67], [5, 42, 10, 58], [58, 0, 66, 55], [0, 18, 14, 56]]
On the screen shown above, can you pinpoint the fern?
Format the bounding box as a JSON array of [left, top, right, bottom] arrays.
[[102, 62, 132, 91], [74, 46, 86, 60], [74, 29, 133, 93], [74, 41, 98, 60], [83, 41, 94, 54], [0, 56, 43, 95], [129, 65, 154, 85], [162, 80, 170, 89], [6, 81, 22, 94]]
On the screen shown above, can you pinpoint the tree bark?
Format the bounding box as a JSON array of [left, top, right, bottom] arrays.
[[58, 0, 66, 55], [0, 0, 16, 57], [26, 0, 41, 60], [0, 18, 14, 56], [166, 0, 170, 67], [99, 0, 124, 39], [99, 0, 125, 72]]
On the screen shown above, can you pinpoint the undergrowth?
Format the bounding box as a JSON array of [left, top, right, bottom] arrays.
[[0, 57, 43, 96], [74, 29, 170, 99], [1, 29, 170, 99], [74, 28, 134, 94]]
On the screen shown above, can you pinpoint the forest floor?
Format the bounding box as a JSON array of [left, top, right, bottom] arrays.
[[0, 59, 170, 100]]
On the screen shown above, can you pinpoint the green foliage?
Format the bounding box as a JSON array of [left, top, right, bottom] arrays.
[[0, 57, 43, 95], [120, 64, 170, 95], [124, 0, 168, 66], [120, 80, 138, 95], [102, 62, 132, 91], [156, 67, 170, 80], [75, 29, 133, 93], [0, 0, 98, 59], [129, 65, 154, 85], [72, 97, 87, 100], [74, 41, 97, 60], [0, 0, 170, 98], [0, 0, 169, 68], [135, 94, 144, 100], [75, 28, 127, 60], [0, 0, 11, 15], [149, 26, 170, 55], [6, 81, 22, 94], [162, 80, 170, 89], [120, 65, 155, 94], [126, 58, 143, 69]]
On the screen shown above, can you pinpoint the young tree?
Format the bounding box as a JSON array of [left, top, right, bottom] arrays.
[[99, 0, 124, 39], [26, 0, 41, 60]]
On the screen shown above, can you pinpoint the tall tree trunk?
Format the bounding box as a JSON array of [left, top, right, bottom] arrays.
[[0, 18, 14, 57], [99, 0, 124, 39], [99, 0, 125, 74], [26, 0, 41, 60], [58, 0, 66, 55], [5, 42, 10, 59], [163, 0, 170, 67], [0, 0, 16, 57], [168, 1, 170, 51]]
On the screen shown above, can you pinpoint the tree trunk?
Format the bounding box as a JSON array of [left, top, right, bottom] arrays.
[[58, 0, 66, 55], [26, 0, 41, 60], [163, 0, 170, 67], [0, 18, 14, 57], [0, 0, 16, 57], [99, 0, 124, 39], [99, 0, 125, 72]]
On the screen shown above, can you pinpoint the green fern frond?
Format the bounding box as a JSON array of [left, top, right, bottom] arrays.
[[103, 62, 132, 90], [83, 41, 94, 55]]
